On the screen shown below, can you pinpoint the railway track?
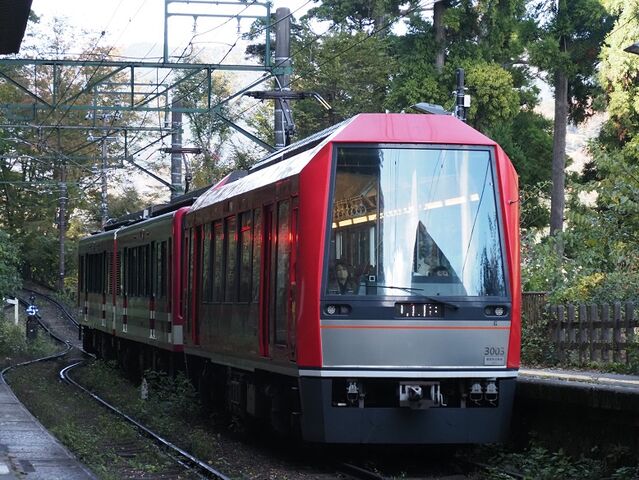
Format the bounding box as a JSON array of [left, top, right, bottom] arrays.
[[4, 290, 237, 480], [11, 288, 529, 479], [60, 361, 231, 480]]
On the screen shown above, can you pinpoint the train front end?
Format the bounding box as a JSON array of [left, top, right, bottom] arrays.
[[297, 114, 520, 444]]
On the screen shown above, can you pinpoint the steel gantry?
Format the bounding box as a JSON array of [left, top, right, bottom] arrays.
[[0, 0, 295, 291], [0, 0, 289, 146]]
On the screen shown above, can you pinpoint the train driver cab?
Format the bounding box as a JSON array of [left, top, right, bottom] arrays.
[[325, 144, 507, 300]]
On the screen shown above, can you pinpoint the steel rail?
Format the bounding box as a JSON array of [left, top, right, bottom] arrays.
[[337, 463, 390, 480], [22, 288, 79, 328], [0, 297, 73, 383], [60, 362, 232, 480]]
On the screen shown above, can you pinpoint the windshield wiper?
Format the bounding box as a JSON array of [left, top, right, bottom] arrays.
[[371, 285, 459, 310]]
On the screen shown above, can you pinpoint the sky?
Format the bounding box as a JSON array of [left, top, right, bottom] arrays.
[[28, 0, 315, 62], [17, 1, 318, 199], [21, 0, 599, 197]]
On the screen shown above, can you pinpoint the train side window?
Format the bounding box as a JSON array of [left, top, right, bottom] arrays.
[[134, 247, 140, 296], [145, 244, 151, 296], [186, 229, 194, 331], [168, 239, 172, 302], [159, 241, 167, 298], [141, 245, 148, 296], [140, 246, 145, 295], [150, 242, 156, 297], [122, 248, 128, 296], [86, 255, 92, 292], [275, 200, 290, 345], [131, 248, 138, 296], [107, 251, 112, 294], [138, 246, 144, 296], [78, 256, 85, 294], [115, 250, 121, 296], [202, 223, 212, 302], [225, 216, 238, 303], [252, 208, 262, 303], [239, 211, 252, 303], [86, 255, 91, 293], [213, 221, 224, 302], [100, 253, 105, 293]]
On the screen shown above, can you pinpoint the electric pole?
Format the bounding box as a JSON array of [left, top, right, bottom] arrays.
[[101, 115, 109, 229], [170, 99, 183, 200], [274, 7, 291, 148], [57, 128, 67, 293]]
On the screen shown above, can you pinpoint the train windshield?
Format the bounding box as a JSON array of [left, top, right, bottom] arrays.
[[326, 146, 506, 297]]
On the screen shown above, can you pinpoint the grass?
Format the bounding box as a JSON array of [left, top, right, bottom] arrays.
[[0, 313, 60, 367], [5, 359, 195, 479], [474, 443, 639, 480]]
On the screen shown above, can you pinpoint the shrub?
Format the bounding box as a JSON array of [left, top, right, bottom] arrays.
[[521, 312, 556, 367]]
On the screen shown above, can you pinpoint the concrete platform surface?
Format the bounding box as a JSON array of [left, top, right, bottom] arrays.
[[520, 368, 639, 389], [0, 379, 96, 479]]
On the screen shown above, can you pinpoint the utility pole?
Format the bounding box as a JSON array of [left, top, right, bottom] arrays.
[[453, 68, 470, 123], [170, 99, 183, 200], [101, 114, 109, 229], [58, 166, 67, 292], [274, 7, 291, 148], [57, 128, 67, 293], [93, 111, 120, 230]]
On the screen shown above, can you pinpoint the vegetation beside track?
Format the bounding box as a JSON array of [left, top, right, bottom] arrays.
[[0, 313, 58, 367], [72, 360, 328, 478], [5, 359, 197, 480], [473, 443, 639, 480]]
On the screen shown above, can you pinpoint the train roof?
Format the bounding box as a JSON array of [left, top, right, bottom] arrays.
[[190, 113, 497, 213]]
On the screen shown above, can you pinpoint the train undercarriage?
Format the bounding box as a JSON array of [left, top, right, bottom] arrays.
[[82, 327, 515, 444]]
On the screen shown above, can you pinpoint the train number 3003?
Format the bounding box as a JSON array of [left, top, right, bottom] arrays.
[[484, 346, 505, 356]]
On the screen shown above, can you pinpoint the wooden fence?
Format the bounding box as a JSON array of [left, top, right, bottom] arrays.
[[522, 293, 639, 366]]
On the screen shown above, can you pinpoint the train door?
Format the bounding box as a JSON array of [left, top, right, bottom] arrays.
[[288, 201, 299, 361], [259, 204, 274, 356], [186, 226, 202, 345], [259, 199, 297, 361]]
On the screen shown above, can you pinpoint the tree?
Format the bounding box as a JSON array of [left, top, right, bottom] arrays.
[[173, 65, 241, 188], [527, 0, 613, 237], [0, 230, 21, 300], [0, 16, 133, 289], [291, 28, 396, 137], [306, 0, 419, 33]]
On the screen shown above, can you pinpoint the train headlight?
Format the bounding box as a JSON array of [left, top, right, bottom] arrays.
[[326, 305, 337, 315], [485, 306, 508, 316]]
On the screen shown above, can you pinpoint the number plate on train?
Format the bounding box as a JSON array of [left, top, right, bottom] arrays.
[[395, 303, 443, 317]]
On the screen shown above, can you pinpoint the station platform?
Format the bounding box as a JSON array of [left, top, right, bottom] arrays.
[[0, 379, 95, 479], [520, 367, 639, 389], [518, 367, 639, 411], [516, 368, 639, 454]]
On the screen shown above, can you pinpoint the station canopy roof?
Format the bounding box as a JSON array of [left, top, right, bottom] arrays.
[[0, 0, 33, 54]]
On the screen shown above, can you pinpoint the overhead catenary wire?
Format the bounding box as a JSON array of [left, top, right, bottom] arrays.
[[37, 0, 150, 146]]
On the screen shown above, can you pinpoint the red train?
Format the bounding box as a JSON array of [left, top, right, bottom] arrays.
[[78, 113, 520, 444]]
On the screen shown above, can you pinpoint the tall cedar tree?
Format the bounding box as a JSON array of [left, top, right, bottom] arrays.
[[526, 0, 613, 236]]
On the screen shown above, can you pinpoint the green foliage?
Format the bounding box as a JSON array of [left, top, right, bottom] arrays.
[[306, 0, 416, 32], [483, 445, 606, 480], [384, 31, 443, 110], [527, 0, 613, 123], [0, 318, 57, 361], [175, 67, 241, 188], [481, 443, 639, 480], [292, 29, 396, 137], [0, 230, 21, 300], [521, 313, 556, 366], [464, 61, 520, 132], [143, 369, 200, 415]]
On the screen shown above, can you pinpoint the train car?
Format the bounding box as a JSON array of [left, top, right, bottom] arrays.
[[78, 208, 188, 370], [79, 112, 520, 444]]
